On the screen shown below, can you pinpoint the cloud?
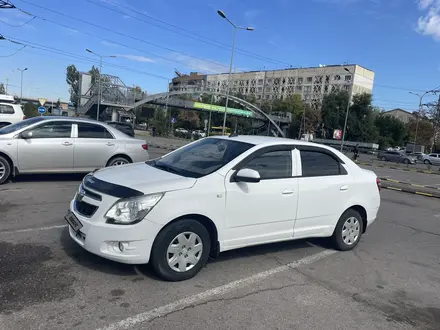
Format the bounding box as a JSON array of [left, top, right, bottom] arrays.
[[101, 40, 120, 47], [117, 54, 156, 63], [174, 54, 229, 74], [416, 0, 440, 40]]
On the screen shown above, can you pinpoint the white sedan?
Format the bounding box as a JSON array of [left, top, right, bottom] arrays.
[[66, 135, 381, 281]]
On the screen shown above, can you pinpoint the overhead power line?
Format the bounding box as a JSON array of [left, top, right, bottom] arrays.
[[0, 15, 34, 27], [16, 0, 237, 73], [87, 0, 291, 66], [0, 44, 25, 57]]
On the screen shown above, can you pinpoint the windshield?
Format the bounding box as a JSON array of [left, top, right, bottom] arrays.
[[150, 138, 254, 178], [0, 117, 46, 135]]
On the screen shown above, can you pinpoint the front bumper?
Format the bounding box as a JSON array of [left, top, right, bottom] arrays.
[[68, 197, 162, 264]]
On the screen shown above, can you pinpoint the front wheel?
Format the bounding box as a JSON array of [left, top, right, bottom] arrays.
[[150, 219, 211, 281], [332, 209, 364, 251], [0, 156, 11, 185], [381, 157, 387, 161], [424, 160, 431, 165]]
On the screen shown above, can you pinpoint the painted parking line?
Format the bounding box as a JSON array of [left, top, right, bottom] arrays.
[[380, 178, 440, 191], [0, 224, 68, 235], [97, 249, 338, 330]]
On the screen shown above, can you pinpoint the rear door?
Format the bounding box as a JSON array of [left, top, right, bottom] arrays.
[[17, 121, 74, 172], [294, 146, 351, 239], [73, 122, 118, 171]]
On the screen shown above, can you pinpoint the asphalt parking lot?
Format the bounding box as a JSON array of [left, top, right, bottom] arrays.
[[1, 148, 440, 330]]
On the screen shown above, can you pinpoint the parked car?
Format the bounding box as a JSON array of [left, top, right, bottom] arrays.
[[0, 117, 149, 184], [0, 102, 26, 128], [192, 130, 206, 138], [420, 153, 440, 165], [105, 121, 135, 137], [377, 150, 416, 164], [65, 136, 381, 281], [175, 128, 188, 134]]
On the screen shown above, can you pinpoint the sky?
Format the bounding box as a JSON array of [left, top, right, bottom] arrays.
[[0, 0, 440, 111]]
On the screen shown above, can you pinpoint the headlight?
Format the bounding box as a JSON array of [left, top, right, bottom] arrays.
[[105, 193, 164, 225]]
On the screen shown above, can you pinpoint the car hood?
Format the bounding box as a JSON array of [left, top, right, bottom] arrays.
[[93, 162, 196, 194]]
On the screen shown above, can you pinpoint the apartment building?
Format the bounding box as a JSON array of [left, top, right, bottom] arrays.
[[169, 64, 375, 110]]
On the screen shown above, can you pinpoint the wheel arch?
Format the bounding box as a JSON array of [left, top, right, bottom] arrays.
[[155, 213, 220, 258], [345, 205, 368, 233], [106, 154, 133, 166]]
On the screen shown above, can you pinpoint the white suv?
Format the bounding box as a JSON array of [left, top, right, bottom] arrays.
[[66, 136, 381, 281], [0, 102, 26, 128]]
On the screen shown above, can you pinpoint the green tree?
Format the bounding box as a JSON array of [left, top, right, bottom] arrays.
[[407, 117, 433, 147], [23, 103, 39, 118], [151, 109, 168, 136], [320, 90, 349, 138], [0, 83, 5, 94], [374, 114, 407, 149], [346, 93, 378, 142], [66, 65, 80, 107]]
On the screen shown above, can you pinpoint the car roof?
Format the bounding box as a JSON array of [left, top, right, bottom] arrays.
[[209, 135, 333, 149]]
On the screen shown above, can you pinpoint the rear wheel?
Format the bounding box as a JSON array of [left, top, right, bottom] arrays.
[[150, 219, 211, 281], [106, 156, 130, 167], [380, 157, 387, 161], [0, 156, 11, 185], [332, 209, 363, 251], [403, 159, 409, 164], [424, 160, 431, 165]]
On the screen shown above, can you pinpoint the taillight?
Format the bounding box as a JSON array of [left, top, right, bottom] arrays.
[[23, 115, 27, 120], [142, 144, 148, 150], [376, 177, 381, 191]]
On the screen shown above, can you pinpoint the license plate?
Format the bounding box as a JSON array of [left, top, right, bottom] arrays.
[[65, 211, 83, 232]]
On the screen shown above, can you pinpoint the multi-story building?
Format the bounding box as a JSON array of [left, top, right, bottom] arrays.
[[169, 64, 375, 110]]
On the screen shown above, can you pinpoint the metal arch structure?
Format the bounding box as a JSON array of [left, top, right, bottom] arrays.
[[133, 90, 285, 137]]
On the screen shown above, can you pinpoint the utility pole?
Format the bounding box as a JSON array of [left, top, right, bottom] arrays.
[[17, 68, 28, 104]]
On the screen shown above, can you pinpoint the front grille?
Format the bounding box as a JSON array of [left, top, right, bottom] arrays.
[[82, 186, 102, 201], [75, 199, 98, 217]]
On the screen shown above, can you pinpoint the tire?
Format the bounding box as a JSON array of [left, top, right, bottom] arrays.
[[106, 156, 130, 167], [424, 160, 431, 165], [381, 157, 387, 161], [150, 219, 211, 281], [403, 159, 409, 164], [0, 156, 11, 185], [332, 209, 364, 251]]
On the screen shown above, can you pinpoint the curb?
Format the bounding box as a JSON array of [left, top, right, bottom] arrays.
[[380, 178, 440, 191], [358, 162, 440, 175], [148, 144, 178, 151], [382, 184, 440, 199]]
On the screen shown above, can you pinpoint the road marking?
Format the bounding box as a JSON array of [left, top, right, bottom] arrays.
[[0, 224, 67, 235], [97, 249, 337, 330]]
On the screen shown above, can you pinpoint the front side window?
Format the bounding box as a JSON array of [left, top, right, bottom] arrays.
[[151, 138, 254, 178], [0, 117, 46, 135], [300, 150, 345, 177], [244, 150, 292, 180], [29, 122, 73, 139], [77, 123, 113, 139], [0, 104, 15, 114]]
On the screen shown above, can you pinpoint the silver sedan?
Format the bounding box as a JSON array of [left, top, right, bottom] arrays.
[[0, 117, 149, 184]]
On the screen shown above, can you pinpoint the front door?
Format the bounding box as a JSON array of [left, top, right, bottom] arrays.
[[17, 121, 74, 172], [223, 147, 298, 250], [73, 122, 118, 171]]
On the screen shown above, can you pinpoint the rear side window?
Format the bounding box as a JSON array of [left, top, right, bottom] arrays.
[[300, 150, 345, 177], [0, 104, 15, 114], [77, 123, 113, 139]]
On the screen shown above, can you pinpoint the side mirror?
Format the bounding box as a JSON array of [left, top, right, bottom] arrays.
[[234, 168, 260, 183], [21, 131, 33, 139]]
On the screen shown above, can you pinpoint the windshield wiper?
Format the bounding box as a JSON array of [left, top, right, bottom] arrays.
[[153, 163, 181, 175]]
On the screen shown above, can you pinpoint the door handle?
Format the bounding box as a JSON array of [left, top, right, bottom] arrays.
[[340, 185, 349, 191], [106, 142, 115, 146], [282, 189, 294, 195], [62, 142, 73, 146]]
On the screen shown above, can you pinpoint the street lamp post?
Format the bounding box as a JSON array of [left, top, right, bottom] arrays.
[[409, 91, 432, 153], [86, 49, 116, 121], [340, 67, 354, 152], [17, 68, 28, 104], [217, 10, 254, 135]]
